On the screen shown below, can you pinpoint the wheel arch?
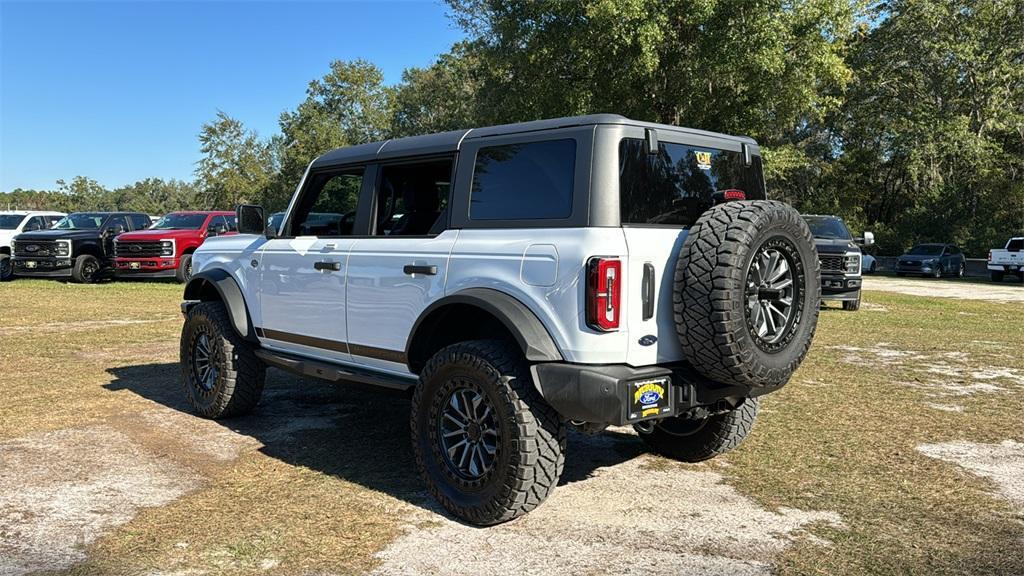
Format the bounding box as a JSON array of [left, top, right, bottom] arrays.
[[183, 268, 256, 342], [405, 288, 563, 374]]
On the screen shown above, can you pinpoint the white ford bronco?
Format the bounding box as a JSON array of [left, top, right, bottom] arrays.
[[179, 114, 820, 525]]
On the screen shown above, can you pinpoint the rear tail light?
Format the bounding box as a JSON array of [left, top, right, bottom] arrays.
[[988, 250, 992, 262], [586, 257, 621, 331]]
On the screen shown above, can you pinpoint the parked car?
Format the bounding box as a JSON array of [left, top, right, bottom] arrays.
[[113, 211, 237, 283], [988, 237, 1024, 282], [0, 210, 65, 280], [861, 253, 877, 274], [178, 114, 822, 525], [802, 214, 873, 311], [11, 211, 150, 283], [896, 243, 966, 278]]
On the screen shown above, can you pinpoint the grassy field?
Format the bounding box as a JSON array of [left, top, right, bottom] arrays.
[[1, 278, 1022, 575]]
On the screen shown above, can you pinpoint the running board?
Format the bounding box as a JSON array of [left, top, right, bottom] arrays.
[[254, 348, 418, 392]]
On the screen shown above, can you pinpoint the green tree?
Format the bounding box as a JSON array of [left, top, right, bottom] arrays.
[[195, 111, 276, 210], [391, 44, 483, 137], [832, 0, 1024, 254], [272, 60, 393, 210]]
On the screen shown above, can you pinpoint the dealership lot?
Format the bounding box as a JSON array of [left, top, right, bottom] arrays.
[[0, 278, 1022, 576]]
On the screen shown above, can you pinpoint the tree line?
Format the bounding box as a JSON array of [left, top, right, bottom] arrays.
[[2, 0, 1021, 256]]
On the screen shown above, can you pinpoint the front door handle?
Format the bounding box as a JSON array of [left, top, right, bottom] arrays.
[[314, 261, 341, 272], [403, 264, 437, 276]]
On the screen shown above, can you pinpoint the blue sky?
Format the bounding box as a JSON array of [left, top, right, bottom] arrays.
[[0, 1, 464, 191]]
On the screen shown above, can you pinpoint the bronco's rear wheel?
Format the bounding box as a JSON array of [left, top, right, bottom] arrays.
[[411, 340, 565, 525], [180, 301, 265, 418], [638, 398, 759, 462], [674, 200, 820, 389]]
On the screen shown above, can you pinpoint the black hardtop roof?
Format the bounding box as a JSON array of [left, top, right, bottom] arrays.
[[311, 114, 758, 169]]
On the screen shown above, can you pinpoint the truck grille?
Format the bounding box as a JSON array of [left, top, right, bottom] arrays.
[[819, 254, 844, 273], [13, 240, 57, 257], [114, 240, 164, 258]]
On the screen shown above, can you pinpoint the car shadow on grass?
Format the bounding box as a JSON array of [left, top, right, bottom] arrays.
[[104, 362, 648, 523]]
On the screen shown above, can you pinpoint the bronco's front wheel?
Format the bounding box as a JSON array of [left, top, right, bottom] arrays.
[[411, 340, 566, 525], [638, 398, 760, 462], [180, 301, 265, 418]]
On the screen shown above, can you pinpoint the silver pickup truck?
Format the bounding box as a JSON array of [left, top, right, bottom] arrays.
[[989, 237, 1024, 282]]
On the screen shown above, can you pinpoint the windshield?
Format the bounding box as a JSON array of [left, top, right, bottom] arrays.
[[619, 139, 766, 226], [803, 216, 852, 240], [53, 213, 104, 230], [0, 215, 25, 230], [152, 213, 207, 230], [908, 244, 943, 256]]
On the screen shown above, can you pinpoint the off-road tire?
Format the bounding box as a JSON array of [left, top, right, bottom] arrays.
[[991, 271, 1004, 282], [842, 292, 862, 311], [71, 254, 101, 284], [639, 398, 760, 462], [0, 254, 12, 281], [674, 200, 820, 389], [175, 253, 193, 284], [179, 301, 265, 418], [411, 340, 566, 526]]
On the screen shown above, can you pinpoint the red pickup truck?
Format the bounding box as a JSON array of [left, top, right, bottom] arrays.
[[113, 211, 236, 282]]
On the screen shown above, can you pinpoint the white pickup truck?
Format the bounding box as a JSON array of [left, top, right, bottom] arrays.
[[988, 237, 1024, 282]]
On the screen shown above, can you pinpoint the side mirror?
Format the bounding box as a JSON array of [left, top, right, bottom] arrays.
[[236, 204, 266, 236], [858, 231, 875, 246]]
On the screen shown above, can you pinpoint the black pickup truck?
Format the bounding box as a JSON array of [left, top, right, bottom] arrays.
[[12, 211, 151, 283]]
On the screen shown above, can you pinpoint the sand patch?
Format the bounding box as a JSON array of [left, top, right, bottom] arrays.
[[0, 426, 202, 575], [917, 440, 1024, 513], [372, 434, 842, 576]]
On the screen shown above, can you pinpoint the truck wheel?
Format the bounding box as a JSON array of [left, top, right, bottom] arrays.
[[179, 301, 265, 418], [71, 254, 101, 283], [0, 254, 12, 281], [674, 200, 820, 389], [411, 340, 566, 525], [638, 398, 759, 462], [990, 271, 1004, 282], [843, 292, 862, 311], [175, 253, 193, 284]]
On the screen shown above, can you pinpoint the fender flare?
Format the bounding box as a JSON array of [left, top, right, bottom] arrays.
[[183, 268, 255, 341], [406, 288, 563, 367]]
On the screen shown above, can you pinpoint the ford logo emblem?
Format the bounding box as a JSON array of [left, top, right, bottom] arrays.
[[130, 245, 141, 252], [638, 335, 657, 346], [639, 390, 662, 405], [25, 245, 39, 253]]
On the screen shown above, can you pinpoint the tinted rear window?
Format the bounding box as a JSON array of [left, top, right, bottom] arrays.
[[619, 138, 765, 226], [1008, 238, 1023, 251], [470, 139, 575, 220]]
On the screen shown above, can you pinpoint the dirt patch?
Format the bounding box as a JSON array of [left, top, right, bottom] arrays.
[[829, 343, 1024, 411], [371, 433, 843, 576], [0, 426, 202, 576], [862, 276, 1024, 302], [0, 318, 177, 337], [917, 440, 1024, 514]]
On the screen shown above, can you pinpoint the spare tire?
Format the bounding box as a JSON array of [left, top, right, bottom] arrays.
[[674, 200, 819, 389]]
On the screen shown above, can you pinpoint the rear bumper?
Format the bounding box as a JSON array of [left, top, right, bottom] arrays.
[[988, 263, 1022, 272], [11, 256, 73, 277], [531, 362, 765, 426]]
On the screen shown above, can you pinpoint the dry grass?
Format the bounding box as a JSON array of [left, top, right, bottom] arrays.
[[1, 278, 1022, 575]]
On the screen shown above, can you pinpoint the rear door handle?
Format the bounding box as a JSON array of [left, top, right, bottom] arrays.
[[403, 264, 437, 276], [642, 263, 655, 320], [314, 261, 341, 272]]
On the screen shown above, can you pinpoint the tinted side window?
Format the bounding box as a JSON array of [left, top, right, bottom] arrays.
[[619, 138, 766, 227], [375, 159, 452, 236], [46, 215, 62, 227], [106, 216, 129, 232], [224, 215, 238, 232], [289, 169, 363, 237], [470, 139, 575, 220], [25, 216, 46, 231], [129, 214, 151, 230]]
